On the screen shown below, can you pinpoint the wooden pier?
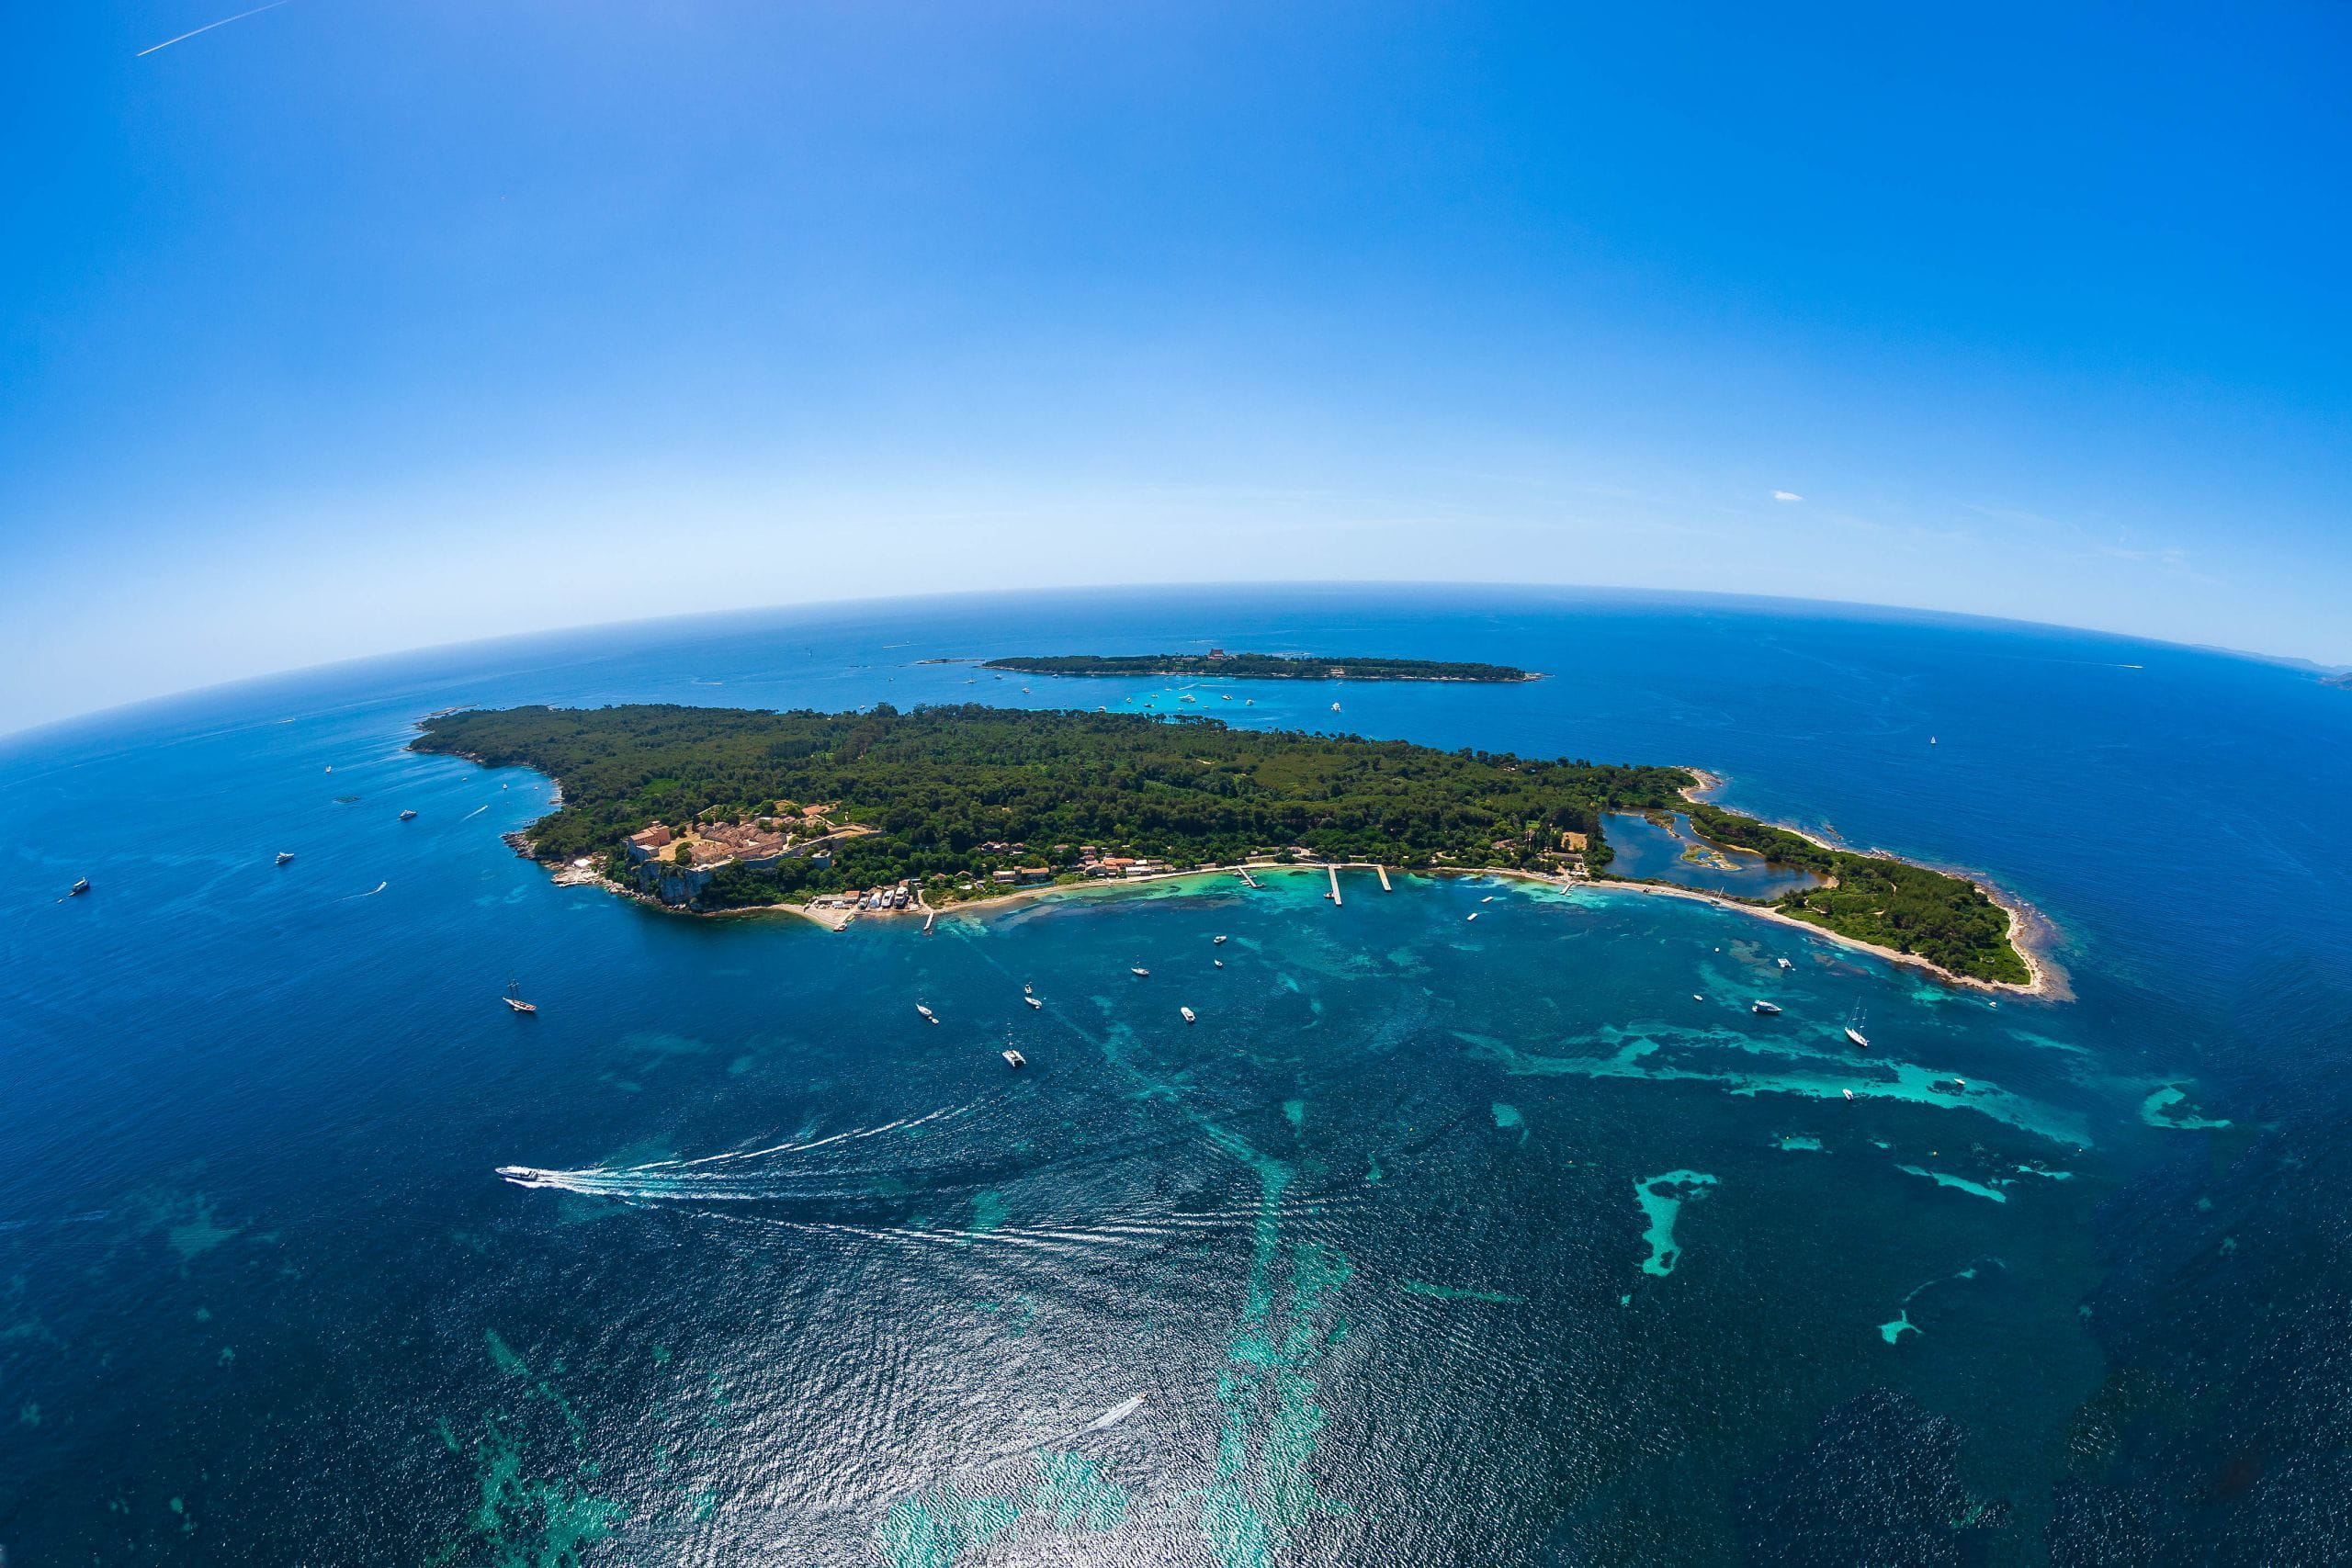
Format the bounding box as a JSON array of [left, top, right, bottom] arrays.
[[1376, 864, 1392, 892], [1327, 865, 1343, 906]]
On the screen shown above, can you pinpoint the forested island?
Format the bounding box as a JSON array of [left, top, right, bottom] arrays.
[[978, 653, 1538, 682], [412, 704, 2032, 985]]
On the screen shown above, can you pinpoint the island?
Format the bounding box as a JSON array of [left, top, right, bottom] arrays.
[[411, 704, 2036, 987], [978, 652, 1539, 682], [2324, 671, 2351, 690]]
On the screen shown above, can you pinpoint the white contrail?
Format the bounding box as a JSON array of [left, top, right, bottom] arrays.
[[137, 0, 301, 57]]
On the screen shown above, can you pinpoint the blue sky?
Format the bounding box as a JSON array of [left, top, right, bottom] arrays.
[[6, 1, 2349, 730]]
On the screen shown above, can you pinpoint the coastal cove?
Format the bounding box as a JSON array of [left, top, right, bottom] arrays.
[[6, 587, 2346, 1566]]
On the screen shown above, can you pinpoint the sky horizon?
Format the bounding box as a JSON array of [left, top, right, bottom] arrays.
[[7, 2, 2350, 732]]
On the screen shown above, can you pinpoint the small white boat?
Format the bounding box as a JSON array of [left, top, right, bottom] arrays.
[[1213, 935, 1227, 945], [1130, 966, 1149, 977], [1751, 999, 1782, 1016], [1181, 1007, 1196, 1023], [1214, 959, 1225, 968], [1002, 1049, 1026, 1068], [916, 1003, 938, 1023], [1025, 996, 1042, 1009], [1465, 911, 1479, 922], [1330, 702, 1341, 712], [399, 809, 417, 821], [275, 852, 295, 865], [1481, 895, 1495, 904], [503, 980, 537, 1015], [1692, 993, 1704, 1002], [1777, 958, 1792, 970], [1845, 1026, 1871, 1050], [1842, 1089, 1855, 1100], [68, 877, 91, 896], [1023, 982, 1034, 993]]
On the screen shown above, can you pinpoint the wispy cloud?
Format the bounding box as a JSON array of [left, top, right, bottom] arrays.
[[1771, 490, 1803, 502]]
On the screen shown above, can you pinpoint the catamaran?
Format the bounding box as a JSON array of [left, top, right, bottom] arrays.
[[503, 980, 537, 1015], [1001, 1049, 1026, 1068]]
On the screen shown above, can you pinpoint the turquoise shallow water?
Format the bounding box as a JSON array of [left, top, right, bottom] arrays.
[[3, 586, 2349, 1564]]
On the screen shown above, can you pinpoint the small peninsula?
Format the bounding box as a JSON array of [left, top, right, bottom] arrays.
[[978, 652, 1539, 682], [412, 704, 2034, 987]]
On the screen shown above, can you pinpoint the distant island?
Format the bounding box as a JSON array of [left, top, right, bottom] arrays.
[[2324, 671, 2352, 690], [978, 651, 1539, 682], [412, 704, 2034, 987]]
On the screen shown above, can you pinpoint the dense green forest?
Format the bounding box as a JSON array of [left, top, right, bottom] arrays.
[[978, 654, 1536, 682], [413, 704, 2029, 983]]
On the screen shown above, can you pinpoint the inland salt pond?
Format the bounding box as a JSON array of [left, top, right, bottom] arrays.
[[1600, 809, 1826, 899]]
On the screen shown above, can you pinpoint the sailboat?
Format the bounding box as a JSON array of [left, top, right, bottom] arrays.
[[1844, 1008, 1871, 1050], [503, 980, 537, 1015], [1025, 995, 1042, 1009], [1130, 966, 1150, 977], [916, 1003, 938, 1023]]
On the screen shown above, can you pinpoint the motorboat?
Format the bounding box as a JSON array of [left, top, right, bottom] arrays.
[[1751, 999, 1782, 1016], [1465, 911, 1479, 921], [1180, 1007, 1196, 1023], [1213, 935, 1227, 945], [69, 877, 90, 896], [1214, 959, 1225, 968], [275, 852, 296, 865], [399, 809, 418, 821], [1130, 966, 1149, 977]]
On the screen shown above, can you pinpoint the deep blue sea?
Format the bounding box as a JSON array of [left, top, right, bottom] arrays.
[[4, 586, 2349, 1566]]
